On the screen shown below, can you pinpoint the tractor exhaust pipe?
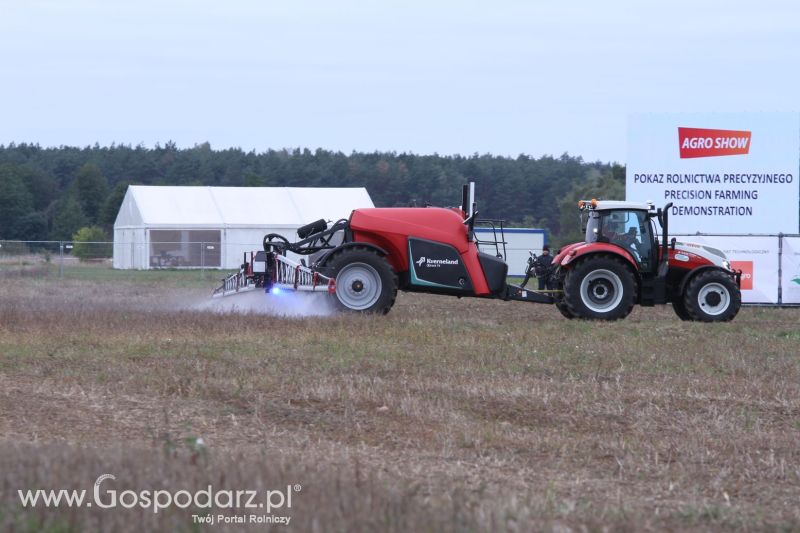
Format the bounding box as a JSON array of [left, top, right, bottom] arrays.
[[659, 202, 673, 268], [468, 182, 475, 219], [461, 182, 475, 219]]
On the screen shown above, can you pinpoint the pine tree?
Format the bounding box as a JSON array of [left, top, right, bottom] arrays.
[[73, 163, 109, 224], [15, 212, 48, 241], [98, 182, 129, 229], [0, 164, 34, 239], [50, 196, 89, 241]]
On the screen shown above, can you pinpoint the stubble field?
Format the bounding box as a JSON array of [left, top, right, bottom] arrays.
[[0, 265, 799, 531]]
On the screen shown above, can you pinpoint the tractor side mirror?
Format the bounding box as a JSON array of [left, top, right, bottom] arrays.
[[670, 237, 676, 250]]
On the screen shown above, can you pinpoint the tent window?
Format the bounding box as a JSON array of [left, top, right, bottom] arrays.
[[149, 230, 221, 268]]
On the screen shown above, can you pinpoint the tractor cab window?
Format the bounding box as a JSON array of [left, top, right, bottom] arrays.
[[595, 210, 653, 270]]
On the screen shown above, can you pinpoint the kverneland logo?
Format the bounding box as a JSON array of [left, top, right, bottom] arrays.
[[415, 256, 458, 267], [678, 127, 751, 158]]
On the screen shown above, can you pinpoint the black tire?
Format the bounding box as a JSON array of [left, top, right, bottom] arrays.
[[555, 300, 575, 319], [563, 254, 637, 320], [683, 269, 741, 322], [671, 298, 692, 321], [327, 247, 397, 314]]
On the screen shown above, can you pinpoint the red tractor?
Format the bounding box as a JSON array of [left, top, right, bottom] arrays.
[[550, 199, 741, 321], [214, 185, 741, 322]]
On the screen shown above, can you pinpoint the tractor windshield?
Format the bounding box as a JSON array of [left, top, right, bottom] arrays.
[[587, 210, 654, 270]]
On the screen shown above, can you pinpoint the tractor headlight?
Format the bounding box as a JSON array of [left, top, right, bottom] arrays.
[[722, 260, 731, 271]]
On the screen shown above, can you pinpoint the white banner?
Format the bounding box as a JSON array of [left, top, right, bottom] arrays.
[[628, 112, 800, 234], [781, 237, 800, 304], [674, 235, 779, 304]]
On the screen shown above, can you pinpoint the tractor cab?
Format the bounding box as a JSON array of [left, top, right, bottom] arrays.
[[582, 200, 659, 274], [575, 199, 676, 308]]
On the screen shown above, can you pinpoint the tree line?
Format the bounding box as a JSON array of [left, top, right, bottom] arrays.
[[0, 142, 624, 246]]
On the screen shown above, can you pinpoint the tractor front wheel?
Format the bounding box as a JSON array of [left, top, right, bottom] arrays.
[[563, 255, 636, 320], [328, 247, 397, 314], [682, 269, 740, 322]]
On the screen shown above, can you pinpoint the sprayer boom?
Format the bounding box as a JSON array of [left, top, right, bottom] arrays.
[[212, 269, 257, 298], [212, 251, 335, 299]]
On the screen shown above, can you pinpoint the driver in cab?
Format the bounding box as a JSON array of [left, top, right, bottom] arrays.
[[601, 219, 641, 260]]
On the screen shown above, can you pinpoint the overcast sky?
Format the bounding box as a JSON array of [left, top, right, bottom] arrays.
[[1, 0, 798, 163]]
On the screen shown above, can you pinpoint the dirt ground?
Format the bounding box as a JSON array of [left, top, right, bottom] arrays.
[[1, 271, 799, 531]]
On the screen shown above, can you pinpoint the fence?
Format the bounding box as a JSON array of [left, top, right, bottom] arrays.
[[0, 240, 239, 278]]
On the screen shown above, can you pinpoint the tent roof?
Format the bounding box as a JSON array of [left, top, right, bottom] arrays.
[[115, 186, 374, 228]]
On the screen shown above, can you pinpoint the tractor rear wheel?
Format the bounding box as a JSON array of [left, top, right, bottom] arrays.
[[328, 247, 397, 314], [671, 299, 692, 321], [563, 255, 636, 320], [555, 300, 575, 319], [683, 269, 740, 322]]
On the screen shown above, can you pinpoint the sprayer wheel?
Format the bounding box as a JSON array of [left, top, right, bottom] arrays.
[[327, 247, 397, 314]]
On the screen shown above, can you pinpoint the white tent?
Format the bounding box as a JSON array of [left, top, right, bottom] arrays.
[[113, 186, 374, 269]]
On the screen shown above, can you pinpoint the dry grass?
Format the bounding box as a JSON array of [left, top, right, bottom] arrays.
[[1, 271, 799, 531]]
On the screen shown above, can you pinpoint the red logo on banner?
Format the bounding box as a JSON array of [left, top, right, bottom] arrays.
[[731, 260, 753, 290], [678, 127, 751, 158]]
